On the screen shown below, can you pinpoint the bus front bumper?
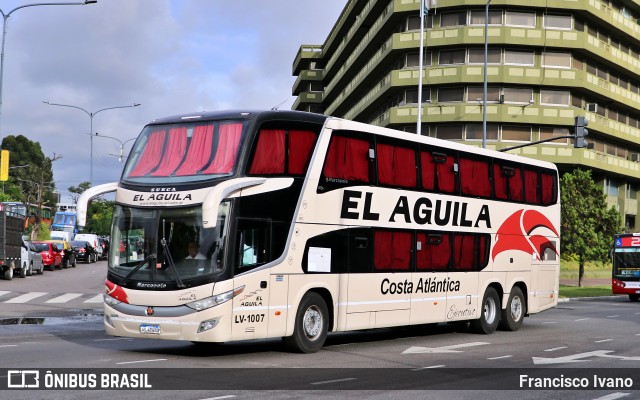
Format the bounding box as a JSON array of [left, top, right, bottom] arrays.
[[103, 303, 231, 342]]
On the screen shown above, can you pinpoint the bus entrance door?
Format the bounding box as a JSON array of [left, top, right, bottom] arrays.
[[231, 220, 272, 341]]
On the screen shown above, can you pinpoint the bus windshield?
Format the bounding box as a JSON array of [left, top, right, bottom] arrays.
[[122, 120, 248, 184], [613, 248, 640, 279], [108, 202, 230, 288]]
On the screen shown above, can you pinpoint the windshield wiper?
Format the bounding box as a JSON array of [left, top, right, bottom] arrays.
[[119, 253, 157, 286], [161, 238, 185, 288]]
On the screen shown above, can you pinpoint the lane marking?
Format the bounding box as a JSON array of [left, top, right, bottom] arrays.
[[544, 346, 567, 352], [310, 378, 357, 385], [93, 338, 134, 342], [594, 339, 613, 343], [0, 345, 18, 348], [574, 318, 590, 322], [0, 291, 11, 298], [116, 358, 167, 365], [84, 294, 103, 303], [411, 365, 445, 371], [403, 341, 490, 354], [200, 396, 237, 400], [607, 315, 620, 318], [487, 355, 512, 360], [4, 292, 47, 303], [592, 393, 631, 400], [46, 293, 83, 303], [542, 321, 557, 324]]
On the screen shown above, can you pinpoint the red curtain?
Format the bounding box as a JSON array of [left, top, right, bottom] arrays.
[[378, 144, 416, 188], [374, 230, 411, 271], [454, 234, 475, 270], [540, 172, 556, 205], [288, 130, 317, 175], [150, 127, 187, 176], [494, 164, 508, 200], [416, 233, 450, 271], [174, 124, 215, 176], [248, 129, 285, 174], [524, 169, 539, 204], [322, 136, 369, 182], [494, 164, 524, 201], [421, 151, 456, 193], [129, 129, 166, 177], [460, 158, 491, 197], [420, 151, 436, 191], [202, 123, 243, 174]]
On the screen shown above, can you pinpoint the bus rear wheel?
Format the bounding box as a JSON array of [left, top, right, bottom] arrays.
[[499, 287, 525, 331], [471, 287, 500, 334], [629, 294, 639, 302], [284, 292, 328, 353]]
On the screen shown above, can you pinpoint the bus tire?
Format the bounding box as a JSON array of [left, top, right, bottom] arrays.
[[284, 292, 328, 353], [498, 287, 525, 331], [471, 287, 500, 334], [629, 294, 639, 302]]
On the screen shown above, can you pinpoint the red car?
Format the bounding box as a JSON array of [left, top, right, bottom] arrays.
[[32, 241, 63, 271]]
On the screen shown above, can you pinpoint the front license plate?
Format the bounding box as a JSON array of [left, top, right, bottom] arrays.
[[140, 324, 161, 334]]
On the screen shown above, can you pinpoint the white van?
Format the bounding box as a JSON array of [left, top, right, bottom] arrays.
[[73, 233, 102, 262], [50, 230, 73, 242]]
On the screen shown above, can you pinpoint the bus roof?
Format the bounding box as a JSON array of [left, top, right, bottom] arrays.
[[146, 110, 329, 127]]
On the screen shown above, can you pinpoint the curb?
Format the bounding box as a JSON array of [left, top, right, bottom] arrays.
[[558, 295, 626, 302]]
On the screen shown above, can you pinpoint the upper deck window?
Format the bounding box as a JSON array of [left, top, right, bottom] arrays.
[[123, 121, 246, 183], [248, 129, 318, 176]]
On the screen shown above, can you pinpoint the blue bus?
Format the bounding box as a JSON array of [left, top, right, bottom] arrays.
[[51, 211, 77, 233]]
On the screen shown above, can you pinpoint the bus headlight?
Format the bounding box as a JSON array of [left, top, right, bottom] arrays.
[[104, 294, 122, 307], [186, 286, 245, 311]]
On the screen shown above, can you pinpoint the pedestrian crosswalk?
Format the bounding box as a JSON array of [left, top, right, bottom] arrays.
[[0, 290, 102, 305]]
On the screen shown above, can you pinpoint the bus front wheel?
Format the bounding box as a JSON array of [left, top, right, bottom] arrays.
[[284, 292, 328, 353], [471, 287, 500, 334], [498, 287, 525, 331], [629, 294, 639, 302]]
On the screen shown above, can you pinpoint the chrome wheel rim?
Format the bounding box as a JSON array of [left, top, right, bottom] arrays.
[[484, 296, 497, 323], [303, 305, 322, 340], [510, 296, 523, 322]]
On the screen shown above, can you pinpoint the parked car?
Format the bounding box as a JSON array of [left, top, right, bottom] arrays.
[[46, 240, 77, 269], [32, 241, 63, 271], [70, 240, 97, 264], [74, 234, 101, 262], [21, 239, 44, 276]]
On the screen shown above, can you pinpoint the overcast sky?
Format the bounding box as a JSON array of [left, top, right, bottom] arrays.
[[1, 0, 345, 203]]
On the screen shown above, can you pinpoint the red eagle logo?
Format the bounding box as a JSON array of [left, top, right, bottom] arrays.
[[146, 307, 154, 316], [492, 209, 559, 261]]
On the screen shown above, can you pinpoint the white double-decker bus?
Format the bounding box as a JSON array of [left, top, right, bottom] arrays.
[[78, 110, 560, 353]]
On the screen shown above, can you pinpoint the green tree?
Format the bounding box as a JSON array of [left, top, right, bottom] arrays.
[[561, 169, 621, 286], [1, 135, 58, 213]]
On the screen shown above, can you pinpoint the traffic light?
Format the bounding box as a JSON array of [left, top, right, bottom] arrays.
[[574, 116, 589, 148]]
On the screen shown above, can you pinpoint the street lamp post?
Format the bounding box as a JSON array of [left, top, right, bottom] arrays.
[[43, 101, 140, 185], [94, 133, 137, 163], [0, 1, 97, 137]]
